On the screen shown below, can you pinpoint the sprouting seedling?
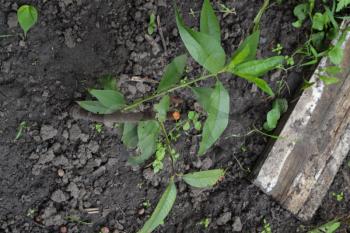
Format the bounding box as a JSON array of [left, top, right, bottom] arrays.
[[94, 123, 103, 133], [14, 121, 28, 141], [332, 191, 344, 202], [261, 219, 272, 233], [218, 3, 236, 17], [198, 218, 211, 228], [272, 43, 283, 55], [17, 5, 38, 38], [148, 13, 156, 35]]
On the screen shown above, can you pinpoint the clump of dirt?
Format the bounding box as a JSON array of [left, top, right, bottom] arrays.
[[1, 0, 349, 233]]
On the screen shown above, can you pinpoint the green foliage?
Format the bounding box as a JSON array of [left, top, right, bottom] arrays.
[[308, 219, 341, 233], [228, 30, 260, 68], [77, 101, 114, 114], [192, 87, 213, 112], [182, 111, 202, 131], [154, 95, 170, 122], [198, 81, 229, 155], [200, 0, 221, 42], [14, 121, 27, 141], [332, 191, 344, 201], [261, 219, 272, 233], [319, 76, 340, 85], [157, 55, 187, 92], [122, 123, 138, 149], [100, 75, 117, 91], [138, 180, 177, 233], [198, 218, 211, 228], [94, 123, 103, 133], [183, 169, 225, 188], [292, 3, 309, 28], [336, 0, 350, 12], [148, 13, 156, 35], [17, 5, 38, 37], [152, 142, 166, 173], [89, 89, 125, 111], [263, 98, 288, 131], [175, 9, 226, 74], [128, 121, 160, 165]]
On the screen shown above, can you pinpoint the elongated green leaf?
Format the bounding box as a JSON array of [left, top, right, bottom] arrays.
[[122, 123, 138, 149], [230, 56, 284, 77], [292, 3, 308, 28], [328, 45, 343, 65], [138, 180, 177, 233], [176, 9, 226, 74], [89, 89, 125, 111], [198, 81, 229, 155], [17, 5, 38, 36], [183, 169, 225, 188], [308, 219, 341, 233], [228, 30, 260, 68], [157, 55, 187, 92], [77, 101, 114, 114], [191, 87, 213, 112], [200, 0, 221, 42], [319, 76, 340, 85], [265, 108, 281, 131], [154, 95, 170, 122], [240, 75, 275, 97], [128, 121, 160, 165]]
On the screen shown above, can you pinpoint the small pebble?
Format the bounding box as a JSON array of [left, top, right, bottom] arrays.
[[59, 225, 68, 233], [100, 227, 110, 233], [57, 169, 65, 177], [138, 208, 145, 215]]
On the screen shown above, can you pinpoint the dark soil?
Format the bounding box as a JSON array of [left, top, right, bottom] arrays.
[[1, 0, 349, 233]]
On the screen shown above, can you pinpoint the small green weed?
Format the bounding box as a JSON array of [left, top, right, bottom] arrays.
[[261, 219, 272, 233], [198, 217, 211, 228], [308, 219, 341, 233], [94, 123, 103, 133], [148, 13, 156, 35], [332, 191, 344, 202], [17, 5, 38, 37], [14, 121, 28, 141]]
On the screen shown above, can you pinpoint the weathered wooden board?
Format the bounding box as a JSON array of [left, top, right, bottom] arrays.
[[253, 23, 350, 221]]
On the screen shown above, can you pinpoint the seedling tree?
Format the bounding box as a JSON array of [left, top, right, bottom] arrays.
[[78, 0, 283, 232]]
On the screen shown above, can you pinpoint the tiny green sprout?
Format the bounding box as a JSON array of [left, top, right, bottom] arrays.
[[153, 143, 166, 173], [261, 219, 272, 233], [198, 218, 210, 228], [218, 3, 236, 17], [285, 56, 295, 66], [189, 8, 196, 18], [26, 208, 36, 218], [95, 123, 103, 133], [148, 13, 156, 35], [183, 122, 191, 131], [15, 121, 27, 141], [332, 191, 344, 202], [170, 149, 180, 161], [17, 5, 38, 37], [272, 43, 283, 55], [143, 200, 151, 209]]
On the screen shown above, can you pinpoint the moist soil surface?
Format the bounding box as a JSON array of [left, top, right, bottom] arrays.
[[1, 0, 350, 232]]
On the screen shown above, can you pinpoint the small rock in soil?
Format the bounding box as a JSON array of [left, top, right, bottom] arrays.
[[59, 225, 68, 233], [216, 212, 232, 225], [232, 217, 243, 232], [7, 12, 17, 28], [67, 182, 79, 199], [50, 190, 67, 203], [69, 124, 82, 141], [40, 125, 58, 141], [57, 169, 65, 177]]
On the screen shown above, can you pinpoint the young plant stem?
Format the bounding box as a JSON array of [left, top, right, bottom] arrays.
[[122, 70, 225, 112], [253, 0, 269, 31], [159, 121, 176, 174]]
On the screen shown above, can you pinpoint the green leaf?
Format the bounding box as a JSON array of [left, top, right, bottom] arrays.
[[89, 89, 125, 111], [322, 66, 342, 75], [191, 87, 213, 112], [228, 30, 260, 68], [100, 75, 117, 90], [128, 121, 160, 165], [200, 0, 221, 42], [148, 13, 156, 35], [183, 169, 225, 188], [308, 219, 341, 233], [157, 55, 187, 92], [241, 76, 275, 97], [328, 45, 343, 65], [273, 98, 288, 113], [77, 101, 114, 114], [319, 76, 340, 85], [312, 13, 326, 31], [336, 0, 350, 12], [138, 180, 177, 233], [230, 56, 284, 77], [154, 95, 170, 122], [292, 3, 308, 28], [17, 5, 38, 36], [264, 108, 281, 131], [198, 81, 229, 155], [176, 9, 226, 74], [122, 123, 138, 149]]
